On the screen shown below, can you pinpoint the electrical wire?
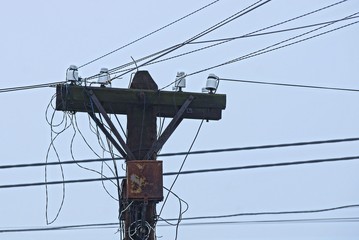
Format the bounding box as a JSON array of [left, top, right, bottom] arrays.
[[219, 77, 359, 92], [108, 0, 350, 79], [1, 210, 359, 233], [135, 15, 359, 70], [106, 0, 272, 82], [189, 15, 359, 45], [162, 185, 190, 240], [2, 137, 359, 170], [163, 155, 359, 177], [0, 81, 64, 94], [44, 92, 124, 225], [169, 204, 359, 221], [1, 217, 359, 233], [158, 120, 204, 217], [183, 15, 359, 82], [104, 0, 268, 77], [44, 95, 71, 225], [159, 217, 359, 227], [77, 0, 222, 69], [160, 11, 359, 90], [70, 114, 119, 201], [2, 154, 359, 189]]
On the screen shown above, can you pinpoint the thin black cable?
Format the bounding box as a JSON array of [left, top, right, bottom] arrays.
[[2, 217, 359, 233], [1, 208, 359, 233], [108, 0, 349, 81], [115, 1, 352, 77], [160, 10, 359, 90], [219, 78, 359, 92], [163, 155, 359, 177], [105, 138, 122, 227], [0, 81, 64, 93], [45, 100, 70, 225], [1, 176, 125, 189], [160, 137, 359, 157], [158, 120, 204, 217], [77, 0, 221, 69], [184, 16, 359, 81], [107, 0, 271, 82], [172, 204, 359, 221], [141, 14, 359, 71], [71, 114, 119, 201], [3, 154, 358, 189], [162, 186, 190, 240], [2, 137, 359, 170], [3, 217, 359, 233], [160, 217, 359, 227], [189, 15, 359, 45], [102, 0, 269, 78]]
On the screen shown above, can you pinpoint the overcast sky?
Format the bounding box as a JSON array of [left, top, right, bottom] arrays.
[[0, 0, 359, 239]]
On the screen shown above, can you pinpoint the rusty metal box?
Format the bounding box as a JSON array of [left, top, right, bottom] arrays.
[[126, 160, 163, 201]]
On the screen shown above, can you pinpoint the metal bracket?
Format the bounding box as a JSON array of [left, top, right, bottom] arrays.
[[86, 89, 135, 160], [145, 95, 194, 160], [88, 112, 127, 158]]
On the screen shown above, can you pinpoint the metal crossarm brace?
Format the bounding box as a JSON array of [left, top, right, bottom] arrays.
[[88, 112, 127, 158], [86, 89, 136, 160], [145, 95, 194, 160]]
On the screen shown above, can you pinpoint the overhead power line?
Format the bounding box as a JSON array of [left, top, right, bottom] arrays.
[[161, 217, 359, 227], [184, 17, 359, 80], [2, 217, 359, 233], [107, 0, 272, 82], [1, 154, 359, 189], [0, 81, 64, 94], [113, 1, 354, 75], [1, 203, 358, 233], [163, 155, 359, 177], [108, 0, 350, 81], [1, 137, 359, 170], [0, 176, 124, 189], [78, 0, 222, 69], [189, 15, 359, 45], [169, 204, 359, 221], [160, 137, 359, 157], [219, 78, 359, 92], [1, 217, 359, 233]]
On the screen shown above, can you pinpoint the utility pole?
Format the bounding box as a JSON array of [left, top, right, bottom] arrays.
[[56, 70, 226, 240]]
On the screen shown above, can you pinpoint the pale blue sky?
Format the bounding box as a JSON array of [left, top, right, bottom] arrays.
[[0, 1, 358, 239]]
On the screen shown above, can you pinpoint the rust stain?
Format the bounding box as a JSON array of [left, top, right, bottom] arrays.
[[130, 174, 147, 194], [135, 163, 145, 170]]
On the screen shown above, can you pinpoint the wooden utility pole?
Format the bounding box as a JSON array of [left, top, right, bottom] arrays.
[[56, 70, 226, 240]]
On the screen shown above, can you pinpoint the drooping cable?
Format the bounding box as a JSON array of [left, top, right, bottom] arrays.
[[162, 186, 190, 240], [71, 114, 119, 201], [44, 94, 71, 225], [158, 120, 204, 217]]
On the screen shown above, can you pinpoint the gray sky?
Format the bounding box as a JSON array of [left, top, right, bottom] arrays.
[[0, 0, 358, 239]]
